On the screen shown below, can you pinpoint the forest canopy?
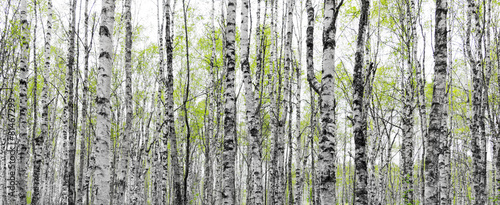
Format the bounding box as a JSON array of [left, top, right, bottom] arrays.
[[0, 0, 499, 204]]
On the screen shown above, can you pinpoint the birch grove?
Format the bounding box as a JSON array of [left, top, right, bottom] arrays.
[[2, 0, 500, 204]]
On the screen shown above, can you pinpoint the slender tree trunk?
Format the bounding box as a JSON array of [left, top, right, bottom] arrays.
[[94, 0, 116, 203], [31, 0, 41, 203], [496, 24, 500, 204], [439, 2, 453, 204], [424, 0, 447, 203], [222, 0, 237, 203], [305, 0, 318, 204], [415, 2, 427, 201], [466, 0, 486, 203], [203, 1, 216, 204], [317, 0, 343, 203], [294, 1, 303, 202], [268, 0, 279, 203], [38, 0, 52, 203], [78, 0, 90, 203], [164, 0, 182, 203], [182, 0, 192, 203], [353, 0, 370, 204], [114, 0, 132, 203], [153, 0, 165, 201], [285, 1, 295, 204], [17, 0, 29, 202], [240, 0, 264, 204], [401, 1, 416, 203], [62, 0, 77, 203]]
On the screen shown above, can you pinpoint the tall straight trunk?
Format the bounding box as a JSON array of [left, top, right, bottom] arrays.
[[294, 1, 303, 203], [402, 1, 416, 203], [415, 1, 427, 201], [181, 0, 192, 203], [203, 1, 216, 204], [424, 0, 447, 203], [240, 0, 263, 204], [439, 2, 453, 204], [285, 1, 295, 204], [78, 0, 90, 203], [466, 0, 485, 204], [31, 1, 40, 204], [305, 0, 318, 203], [17, 0, 29, 202], [222, 0, 237, 203], [496, 27, 500, 201], [38, 0, 52, 203], [268, 0, 279, 203], [63, 0, 77, 203], [115, 0, 132, 203], [94, 0, 116, 203], [153, 0, 165, 201], [164, 0, 182, 203], [353, 0, 369, 204], [312, 0, 343, 204], [31, 0, 40, 203]]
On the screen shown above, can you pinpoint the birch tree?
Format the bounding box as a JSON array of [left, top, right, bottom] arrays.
[[466, 0, 487, 203], [240, 0, 263, 204], [115, 0, 133, 202], [305, 0, 343, 204], [164, 0, 183, 203], [93, 0, 116, 203], [17, 0, 29, 202], [353, 0, 370, 203], [62, 0, 77, 203], [78, 0, 92, 203], [33, 0, 52, 203], [424, 0, 447, 203], [222, 0, 237, 203]]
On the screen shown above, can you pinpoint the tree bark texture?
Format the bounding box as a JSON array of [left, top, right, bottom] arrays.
[[353, 0, 370, 204], [425, 0, 447, 203], [94, 0, 116, 203], [222, 0, 237, 204]]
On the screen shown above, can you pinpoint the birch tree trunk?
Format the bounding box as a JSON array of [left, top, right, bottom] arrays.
[[94, 0, 116, 203], [496, 27, 500, 201], [495, 24, 500, 203], [181, 0, 192, 203], [115, 0, 132, 203], [222, 0, 237, 203], [424, 0, 447, 203], [17, 0, 29, 202], [34, 0, 52, 203], [62, 0, 77, 203], [415, 3, 427, 201], [164, 0, 182, 203], [401, 1, 416, 203], [240, 0, 263, 204], [305, 1, 318, 203], [465, 0, 486, 204], [285, 1, 295, 204], [31, 0, 40, 203], [78, 0, 91, 203], [353, 0, 370, 203], [294, 0, 303, 202], [313, 0, 343, 204], [439, 2, 453, 204], [268, 0, 279, 203], [203, 1, 216, 204]]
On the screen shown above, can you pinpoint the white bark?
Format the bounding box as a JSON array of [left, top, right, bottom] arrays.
[[424, 0, 447, 203], [222, 0, 237, 203], [17, 0, 29, 202], [93, 0, 116, 203]]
